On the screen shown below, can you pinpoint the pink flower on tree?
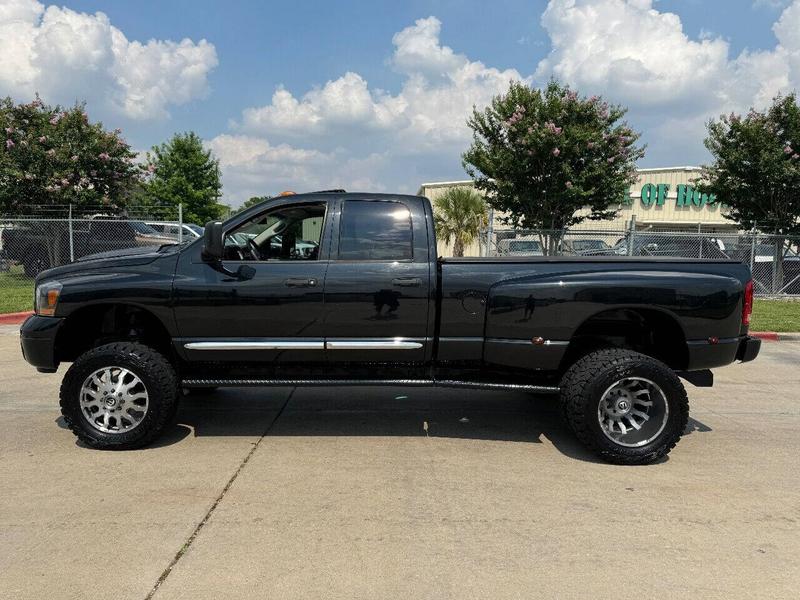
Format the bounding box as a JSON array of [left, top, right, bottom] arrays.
[[147, 163, 156, 173], [5, 139, 14, 149], [71, 155, 78, 162], [784, 146, 793, 154], [47, 149, 55, 156], [49, 114, 61, 125], [565, 181, 573, 189], [5, 127, 13, 134], [552, 148, 560, 157], [38, 135, 47, 143], [60, 178, 70, 187], [98, 152, 110, 161], [793, 154, 800, 160]]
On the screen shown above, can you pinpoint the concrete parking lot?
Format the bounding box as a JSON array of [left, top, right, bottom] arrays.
[[1, 324, 798, 600]]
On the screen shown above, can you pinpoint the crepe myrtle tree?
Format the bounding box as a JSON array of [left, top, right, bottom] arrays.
[[699, 95, 800, 292], [0, 96, 139, 267], [463, 80, 644, 255]]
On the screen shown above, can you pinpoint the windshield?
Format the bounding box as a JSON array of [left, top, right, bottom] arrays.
[[128, 221, 160, 235], [571, 239, 609, 251], [509, 241, 541, 251]]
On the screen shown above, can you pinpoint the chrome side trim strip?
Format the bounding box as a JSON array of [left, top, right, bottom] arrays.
[[184, 340, 324, 351], [326, 338, 424, 350], [183, 379, 435, 387], [485, 337, 569, 347]]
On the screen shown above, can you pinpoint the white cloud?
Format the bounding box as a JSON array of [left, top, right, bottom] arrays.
[[535, 0, 800, 165], [217, 16, 524, 205], [203, 2, 800, 206], [237, 16, 523, 147], [0, 0, 217, 120]]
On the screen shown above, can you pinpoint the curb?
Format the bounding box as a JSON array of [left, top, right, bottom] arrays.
[[750, 331, 800, 341], [0, 311, 33, 325]]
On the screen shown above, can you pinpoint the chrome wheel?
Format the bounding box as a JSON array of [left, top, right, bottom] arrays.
[[598, 377, 669, 448], [79, 367, 149, 434]]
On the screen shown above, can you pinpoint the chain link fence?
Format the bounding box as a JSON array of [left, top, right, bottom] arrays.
[[0, 204, 194, 313], [484, 225, 800, 297]]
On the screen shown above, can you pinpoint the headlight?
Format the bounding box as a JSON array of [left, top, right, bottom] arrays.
[[35, 281, 62, 316]]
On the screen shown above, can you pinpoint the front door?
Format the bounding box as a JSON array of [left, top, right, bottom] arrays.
[[322, 198, 433, 370], [173, 199, 331, 367]]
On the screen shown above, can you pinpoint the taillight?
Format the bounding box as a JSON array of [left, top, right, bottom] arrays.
[[742, 279, 754, 326]]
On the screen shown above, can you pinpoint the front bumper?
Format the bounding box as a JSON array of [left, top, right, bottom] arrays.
[[736, 335, 761, 363], [20, 314, 63, 372]]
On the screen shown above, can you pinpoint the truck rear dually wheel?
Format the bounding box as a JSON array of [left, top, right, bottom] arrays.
[[59, 342, 178, 450], [560, 348, 689, 465]]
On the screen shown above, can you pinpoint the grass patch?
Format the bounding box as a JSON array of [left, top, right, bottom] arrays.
[[0, 264, 34, 313], [751, 299, 800, 332]]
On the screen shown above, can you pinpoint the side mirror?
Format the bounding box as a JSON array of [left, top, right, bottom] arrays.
[[202, 221, 224, 260]]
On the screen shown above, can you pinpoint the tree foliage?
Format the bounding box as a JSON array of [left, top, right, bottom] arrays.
[[142, 132, 223, 224], [0, 96, 138, 215], [234, 195, 272, 214], [433, 187, 487, 257], [463, 80, 643, 253], [700, 94, 800, 236]]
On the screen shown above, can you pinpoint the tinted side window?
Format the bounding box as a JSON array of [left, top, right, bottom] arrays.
[[338, 200, 412, 260]]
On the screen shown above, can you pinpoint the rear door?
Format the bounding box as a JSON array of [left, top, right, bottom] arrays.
[[323, 197, 433, 368]]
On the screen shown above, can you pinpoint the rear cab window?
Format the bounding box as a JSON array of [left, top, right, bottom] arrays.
[[338, 200, 412, 260]]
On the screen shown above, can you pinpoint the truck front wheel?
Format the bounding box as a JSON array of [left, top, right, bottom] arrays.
[[560, 349, 689, 465], [59, 342, 178, 450]]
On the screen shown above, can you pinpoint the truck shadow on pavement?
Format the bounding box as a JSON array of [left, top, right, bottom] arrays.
[[142, 387, 713, 465]]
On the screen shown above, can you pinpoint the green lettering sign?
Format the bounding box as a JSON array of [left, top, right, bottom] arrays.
[[640, 183, 656, 207]]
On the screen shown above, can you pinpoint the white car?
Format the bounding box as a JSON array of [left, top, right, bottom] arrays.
[[145, 222, 204, 240]]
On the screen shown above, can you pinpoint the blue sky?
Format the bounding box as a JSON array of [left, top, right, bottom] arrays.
[[2, 0, 799, 205]]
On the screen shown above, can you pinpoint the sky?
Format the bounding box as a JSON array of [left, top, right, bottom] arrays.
[[1, 0, 799, 207]]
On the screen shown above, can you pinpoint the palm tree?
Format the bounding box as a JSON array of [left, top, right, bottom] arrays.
[[433, 187, 487, 257]]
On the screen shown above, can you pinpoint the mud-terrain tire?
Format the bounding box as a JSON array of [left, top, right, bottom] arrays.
[[560, 348, 689, 465], [59, 342, 178, 450]]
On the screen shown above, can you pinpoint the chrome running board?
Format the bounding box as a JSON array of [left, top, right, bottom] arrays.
[[181, 378, 559, 394]]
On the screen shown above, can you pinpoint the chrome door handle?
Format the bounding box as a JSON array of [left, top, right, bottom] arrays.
[[285, 278, 317, 287], [392, 277, 421, 287]]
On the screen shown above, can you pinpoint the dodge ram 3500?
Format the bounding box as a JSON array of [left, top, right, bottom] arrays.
[[20, 192, 760, 464]]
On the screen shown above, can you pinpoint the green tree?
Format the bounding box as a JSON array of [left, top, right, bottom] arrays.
[[0, 96, 138, 215], [143, 132, 223, 224], [700, 94, 800, 292], [433, 187, 487, 257], [463, 80, 644, 254], [234, 195, 271, 214]]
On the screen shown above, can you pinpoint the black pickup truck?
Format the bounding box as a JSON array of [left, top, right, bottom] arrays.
[[20, 192, 760, 464]]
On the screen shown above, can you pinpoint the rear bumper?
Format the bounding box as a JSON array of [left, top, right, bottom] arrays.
[[686, 335, 761, 370], [736, 335, 761, 363], [19, 314, 63, 372]]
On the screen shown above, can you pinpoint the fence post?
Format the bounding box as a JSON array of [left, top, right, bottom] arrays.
[[178, 203, 183, 244], [627, 215, 636, 256], [697, 222, 703, 259], [749, 223, 756, 273], [68, 204, 75, 263], [486, 208, 494, 257]]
